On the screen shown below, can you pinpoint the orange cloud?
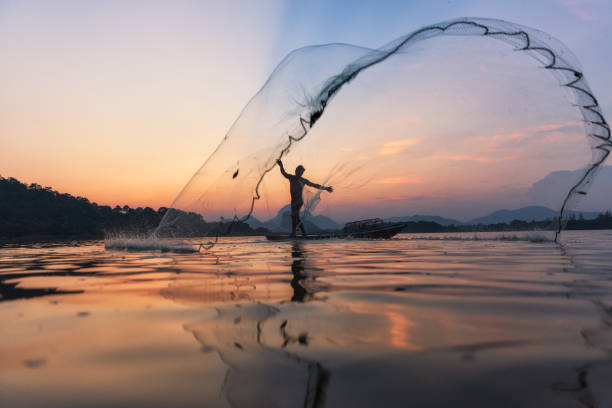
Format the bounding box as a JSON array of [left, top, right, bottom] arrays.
[[374, 176, 422, 184], [379, 138, 419, 156]]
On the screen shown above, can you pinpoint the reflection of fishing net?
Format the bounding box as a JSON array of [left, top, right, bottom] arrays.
[[185, 304, 330, 408], [155, 18, 610, 242]]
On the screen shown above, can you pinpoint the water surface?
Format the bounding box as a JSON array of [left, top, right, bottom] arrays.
[[1, 231, 612, 407]]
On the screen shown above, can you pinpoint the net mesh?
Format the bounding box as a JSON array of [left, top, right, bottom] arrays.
[[154, 17, 610, 244]]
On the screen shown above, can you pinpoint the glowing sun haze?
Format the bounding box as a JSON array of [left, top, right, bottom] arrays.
[[1, 0, 611, 221]]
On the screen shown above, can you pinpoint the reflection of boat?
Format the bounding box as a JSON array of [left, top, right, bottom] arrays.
[[266, 218, 406, 241]]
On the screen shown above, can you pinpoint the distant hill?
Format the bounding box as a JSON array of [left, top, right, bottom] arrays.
[[253, 205, 605, 231], [467, 206, 599, 225], [385, 214, 462, 226], [528, 166, 612, 211], [247, 205, 341, 232], [243, 216, 266, 230]]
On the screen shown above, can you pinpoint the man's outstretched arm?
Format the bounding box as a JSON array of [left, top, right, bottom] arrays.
[[277, 159, 290, 179], [303, 178, 333, 192]]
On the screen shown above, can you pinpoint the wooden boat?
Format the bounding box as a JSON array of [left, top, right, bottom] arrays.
[[265, 218, 406, 241]]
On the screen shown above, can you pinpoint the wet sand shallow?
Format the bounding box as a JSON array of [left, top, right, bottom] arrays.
[[1, 231, 612, 407]]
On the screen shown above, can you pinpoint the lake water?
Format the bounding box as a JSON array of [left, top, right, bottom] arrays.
[[1, 231, 612, 408]]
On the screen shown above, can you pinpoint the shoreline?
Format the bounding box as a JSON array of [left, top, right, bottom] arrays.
[[3, 227, 612, 246]]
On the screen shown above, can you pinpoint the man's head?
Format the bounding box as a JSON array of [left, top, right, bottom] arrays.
[[295, 165, 305, 177]]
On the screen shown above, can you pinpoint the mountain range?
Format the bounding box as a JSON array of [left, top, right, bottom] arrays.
[[251, 205, 603, 231], [385, 215, 461, 226], [467, 206, 599, 225], [3, 174, 609, 240]]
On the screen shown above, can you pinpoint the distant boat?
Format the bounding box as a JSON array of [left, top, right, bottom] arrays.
[[265, 218, 406, 241]]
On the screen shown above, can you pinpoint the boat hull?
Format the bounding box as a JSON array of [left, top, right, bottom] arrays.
[[265, 223, 406, 241]]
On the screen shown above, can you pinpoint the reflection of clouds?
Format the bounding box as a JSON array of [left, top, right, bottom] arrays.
[[336, 300, 421, 351], [385, 306, 420, 351]]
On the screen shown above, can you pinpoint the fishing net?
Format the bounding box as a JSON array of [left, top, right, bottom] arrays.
[[155, 17, 610, 243]]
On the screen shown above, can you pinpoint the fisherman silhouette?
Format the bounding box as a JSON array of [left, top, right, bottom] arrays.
[[277, 159, 333, 237]]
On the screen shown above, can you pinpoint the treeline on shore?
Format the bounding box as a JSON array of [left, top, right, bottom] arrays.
[[400, 213, 612, 234], [1, 176, 611, 242], [0, 176, 263, 241]]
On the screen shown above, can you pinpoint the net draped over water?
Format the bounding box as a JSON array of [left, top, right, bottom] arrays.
[[155, 17, 610, 240]]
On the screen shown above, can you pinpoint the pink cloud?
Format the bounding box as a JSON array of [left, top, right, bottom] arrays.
[[426, 153, 520, 163], [374, 176, 422, 184], [526, 121, 581, 133]]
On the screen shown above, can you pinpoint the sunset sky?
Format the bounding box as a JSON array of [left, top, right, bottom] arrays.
[[2, 0, 611, 221]]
